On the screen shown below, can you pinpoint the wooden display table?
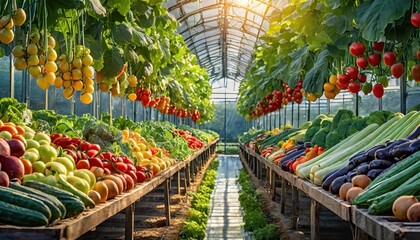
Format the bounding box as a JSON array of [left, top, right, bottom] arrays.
[[0, 140, 218, 240]]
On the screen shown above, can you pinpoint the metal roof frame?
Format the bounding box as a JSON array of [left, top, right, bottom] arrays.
[[165, 0, 285, 93]]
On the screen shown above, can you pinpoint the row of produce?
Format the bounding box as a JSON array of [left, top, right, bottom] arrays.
[[237, 0, 420, 119], [239, 108, 420, 222], [0, 98, 218, 227]]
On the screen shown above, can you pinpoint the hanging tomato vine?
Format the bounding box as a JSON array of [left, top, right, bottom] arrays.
[[0, 0, 215, 123], [237, 0, 420, 119]]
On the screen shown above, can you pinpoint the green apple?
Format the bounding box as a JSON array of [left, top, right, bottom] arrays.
[[23, 131, 34, 140], [77, 169, 96, 189], [38, 140, 51, 146], [0, 131, 12, 140], [55, 157, 75, 172], [73, 170, 95, 189], [26, 139, 40, 150], [23, 151, 40, 163], [45, 162, 67, 176], [32, 161, 46, 173], [66, 175, 90, 194], [23, 126, 35, 134], [33, 132, 51, 143], [38, 145, 57, 163], [37, 175, 58, 187], [22, 172, 45, 182]]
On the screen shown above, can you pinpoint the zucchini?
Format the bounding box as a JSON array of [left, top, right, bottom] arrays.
[[368, 174, 420, 215], [23, 180, 76, 199], [353, 152, 420, 206], [58, 175, 95, 208], [10, 183, 65, 222], [0, 186, 52, 220], [0, 201, 48, 226], [59, 197, 85, 218]]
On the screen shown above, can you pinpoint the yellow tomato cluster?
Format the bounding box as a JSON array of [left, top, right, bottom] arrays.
[[13, 33, 58, 92], [122, 129, 174, 174], [55, 45, 95, 104], [0, 8, 26, 44], [323, 75, 341, 99]]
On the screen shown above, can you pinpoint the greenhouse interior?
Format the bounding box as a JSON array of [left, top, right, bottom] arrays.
[[0, 0, 420, 239]]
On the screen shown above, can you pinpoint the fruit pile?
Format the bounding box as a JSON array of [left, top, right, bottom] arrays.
[[174, 129, 204, 150], [0, 111, 215, 226]]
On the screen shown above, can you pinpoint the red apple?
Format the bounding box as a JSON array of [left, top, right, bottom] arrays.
[[0, 138, 11, 157], [7, 139, 25, 158], [79, 141, 91, 152], [0, 171, 10, 187], [0, 155, 25, 180], [76, 159, 90, 170], [89, 144, 101, 151]]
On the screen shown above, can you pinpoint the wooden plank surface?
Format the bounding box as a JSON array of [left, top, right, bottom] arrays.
[[0, 140, 218, 240]]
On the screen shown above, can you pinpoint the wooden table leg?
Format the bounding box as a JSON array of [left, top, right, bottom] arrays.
[[177, 170, 181, 195], [125, 202, 135, 240], [164, 179, 171, 226], [310, 199, 320, 240], [271, 170, 276, 201], [291, 187, 299, 229], [185, 163, 190, 189], [281, 178, 286, 214]]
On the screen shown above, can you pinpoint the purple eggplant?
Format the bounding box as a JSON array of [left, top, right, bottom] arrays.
[[368, 159, 394, 169], [280, 150, 306, 171], [329, 175, 348, 195], [303, 142, 312, 148], [346, 171, 357, 182], [322, 166, 348, 191], [375, 139, 411, 160], [367, 169, 384, 180], [390, 141, 413, 160], [409, 139, 420, 152], [356, 163, 370, 175], [366, 144, 386, 158], [407, 126, 420, 140]]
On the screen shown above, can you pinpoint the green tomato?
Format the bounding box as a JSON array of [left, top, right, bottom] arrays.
[[377, 76, 389, 88], [362, 82, 372, 95]]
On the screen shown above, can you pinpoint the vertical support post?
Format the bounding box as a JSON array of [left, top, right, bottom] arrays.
[[307, 101, 311, 121], [291, 102, 294, 126], [379, 97, 383, 111], [400, 58, 407, 114], [291, 187, 299, 229], [354, 93, 359, 116], [185, 163, 191, 187], [283, 107, 287, 125], [109, 93, 113, 125], [177, 170, 181, 195], [281, 178, 286, 213], [45, 89, 49, 110], [125, 202, 135, 240], [164, 179, 171, 226], [310, 199, 320, 240], [327, 99, 331, 115], [271, 169, 276, 201], [9, 52, 14, 98], [297, 103, 300, 127], [224, 89, 227, 153]]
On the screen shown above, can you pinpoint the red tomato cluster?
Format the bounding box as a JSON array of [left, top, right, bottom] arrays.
[[174, 129, 204, 150], [251, 80, 303, 118]]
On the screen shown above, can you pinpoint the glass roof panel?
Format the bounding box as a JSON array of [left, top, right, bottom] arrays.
[[165, 0, 285, 96]]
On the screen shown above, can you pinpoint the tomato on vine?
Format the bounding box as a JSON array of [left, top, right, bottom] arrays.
[[412, 64, 420, 82], [362, 82, 372, 95], [358, 73, 367, 83], [372, 42, 385, 52], [411, 13, 420, 28], [348, 82, 361, 94], [391, 63, 404, 79], [349, 42, 365, 56], [372, 83, 384, 98], [383, 52, 397, 66], [346, 66, 359, 80], [356, 57, 368, 69], [368, 53, 381, 67]]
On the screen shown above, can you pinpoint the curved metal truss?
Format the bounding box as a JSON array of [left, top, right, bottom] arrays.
[[164, 0, 286, 91]]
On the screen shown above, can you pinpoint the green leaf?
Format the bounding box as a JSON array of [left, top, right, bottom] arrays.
[[138, 12, 155, 28], [107, 0, 131, 16], [287, 46, 309, 88], [0, 46, 5, 58], [303, 49, 330, 97], [102, 47, 124, 78], [131, 27, 154, 46], [111, 23, 133, 45], [323, 14, 349, 36], [124, 46, 139, 63], [84, 35, 103, 60], [356, 0, 411, 41]]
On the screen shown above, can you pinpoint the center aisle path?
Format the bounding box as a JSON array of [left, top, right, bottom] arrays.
[[205, 155, 250, 240]]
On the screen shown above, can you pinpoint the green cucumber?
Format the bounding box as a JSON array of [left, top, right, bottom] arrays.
[[58, 175, 96, 208], [23, 180, 76, 199], [10, 183, 65, 222], [0, 186, 51, 220], [0, 201, 48, 226], [59, 197, 85, 218]]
